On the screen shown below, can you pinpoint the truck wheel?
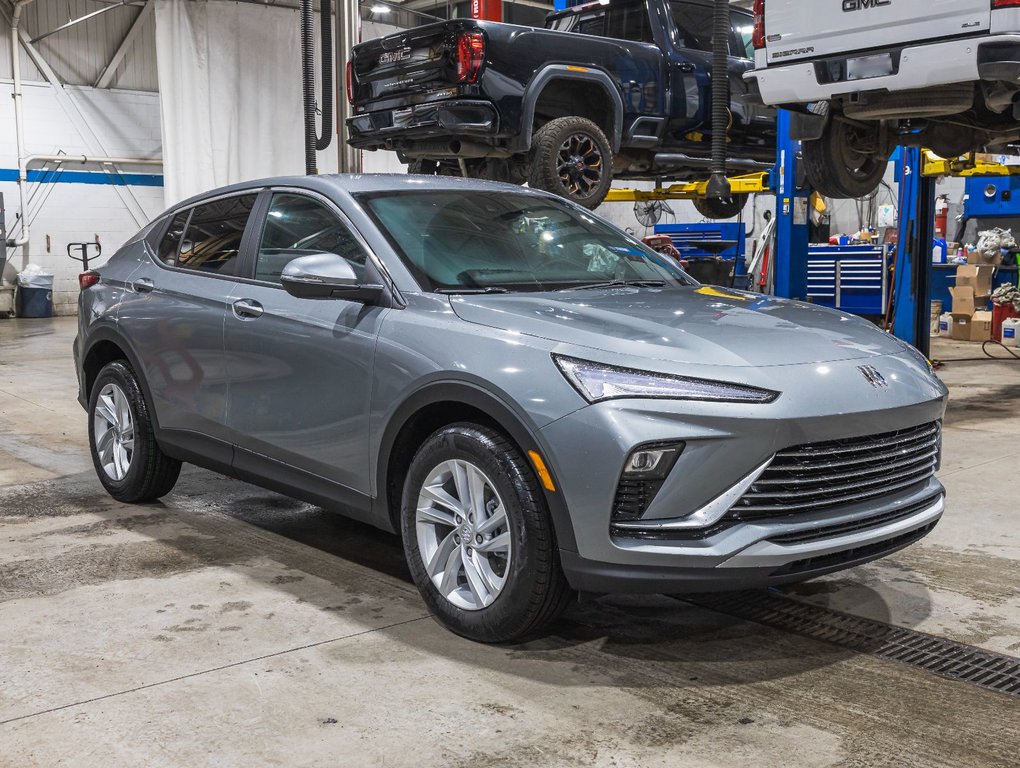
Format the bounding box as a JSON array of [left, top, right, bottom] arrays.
[[529, 116, 614, 209], [693, 194, 748, 220], [802, 118, 888, 199], [401, 423, 573, 643]]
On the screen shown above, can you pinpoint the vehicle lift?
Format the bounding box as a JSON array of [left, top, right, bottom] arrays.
[[607, 118, 1020, 359]]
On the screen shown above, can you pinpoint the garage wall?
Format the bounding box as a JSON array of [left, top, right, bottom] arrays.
[[0, 83, 164, 315]]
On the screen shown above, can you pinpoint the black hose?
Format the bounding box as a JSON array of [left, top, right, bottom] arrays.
[[301, 0, 317, 174], [705, 0, 731, 201], [316, 0, 333, 152]]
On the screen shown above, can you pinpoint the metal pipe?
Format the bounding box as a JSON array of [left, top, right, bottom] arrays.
[[26, 154, 163, 166], [337, 0, 361, 173], [8, 0, 37, 252]]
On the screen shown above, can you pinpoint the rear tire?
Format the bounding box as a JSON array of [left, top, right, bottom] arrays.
[[529, 116, 614, 209], [802, 117, 888, 199], [88, 361, 181, 503], [401, 423, 573, 643], [693, 194, 749, 220]]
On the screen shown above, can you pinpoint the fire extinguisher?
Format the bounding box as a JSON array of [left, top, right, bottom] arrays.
[[935, 195, 949, 238]]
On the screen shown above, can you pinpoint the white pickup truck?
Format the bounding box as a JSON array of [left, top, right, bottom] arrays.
[[745, 0, 1020, 198]]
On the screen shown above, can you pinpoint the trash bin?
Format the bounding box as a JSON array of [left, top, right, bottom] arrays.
[[16, 269, 54, 318]]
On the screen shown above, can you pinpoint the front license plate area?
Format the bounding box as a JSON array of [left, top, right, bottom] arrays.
[[847, 53, 894, 81]]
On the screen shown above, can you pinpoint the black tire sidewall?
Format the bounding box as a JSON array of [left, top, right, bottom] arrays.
[[803, 118, 887, 199], [529, 116, 614, 209], [87, 361, 161, 501], [401, 425, 555, 643]]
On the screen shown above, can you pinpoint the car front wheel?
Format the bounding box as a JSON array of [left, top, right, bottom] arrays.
[[88, 360, 181, 503], [401, 423, 572, 643]]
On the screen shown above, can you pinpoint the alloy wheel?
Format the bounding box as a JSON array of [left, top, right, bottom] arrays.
[[93, 382, 135, 481], [415, 459, 512, 611], [556, 133, 603, 197]]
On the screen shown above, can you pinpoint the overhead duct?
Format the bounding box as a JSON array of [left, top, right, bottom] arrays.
[[705, 0, 732, 203]]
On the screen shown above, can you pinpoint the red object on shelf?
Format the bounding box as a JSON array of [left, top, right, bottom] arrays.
[[992, 303, 1019, 341]]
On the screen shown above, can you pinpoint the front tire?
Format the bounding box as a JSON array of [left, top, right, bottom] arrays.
[[802, 117, 888, 199], [88, 361, 181, 503], [529, 116, 614, 209], [401, 423, 572, 643]]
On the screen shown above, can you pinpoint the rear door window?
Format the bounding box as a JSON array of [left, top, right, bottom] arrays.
[[606, 3, 654, 44], [174, 195, 257, 275], [670, 2, 714, 51], [255, 193, 368, 285], [157, 210, 191, 265]]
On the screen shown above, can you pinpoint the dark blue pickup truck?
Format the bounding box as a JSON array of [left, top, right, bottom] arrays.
[[347, 0, 776, 213]]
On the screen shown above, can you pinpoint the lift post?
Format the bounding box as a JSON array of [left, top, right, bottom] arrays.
[[892, 147, 935, 357], [772, 110, 811, 301]]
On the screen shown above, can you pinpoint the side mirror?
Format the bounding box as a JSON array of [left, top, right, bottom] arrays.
[[280, 252, 384, 303]]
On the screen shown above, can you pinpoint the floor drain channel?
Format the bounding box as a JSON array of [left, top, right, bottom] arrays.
[[686, 591, 1020, 698]]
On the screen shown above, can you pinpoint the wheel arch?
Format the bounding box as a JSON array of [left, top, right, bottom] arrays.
[[81, 327, 161, 432], [375, 381, 578, 552], [517, 65, 624, 153]]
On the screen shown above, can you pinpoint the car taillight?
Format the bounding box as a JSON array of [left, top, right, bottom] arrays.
[[79, 271, 100, 290], [993, 1, 1020, 8], [753, 0, 765, 50], [346, 60, 354, 105], [455, 31, 485, 84]]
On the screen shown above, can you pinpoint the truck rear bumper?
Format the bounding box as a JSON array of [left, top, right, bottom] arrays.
[[347, 100, 499, 149], [746, 34, 1020, 106]]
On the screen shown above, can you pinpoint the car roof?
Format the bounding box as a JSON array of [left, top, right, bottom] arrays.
[[170, 173, 536, 212]]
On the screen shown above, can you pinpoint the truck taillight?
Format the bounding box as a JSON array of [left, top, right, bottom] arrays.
[[753, 0, 765, 49], [455, 31, 485, 83], [346, 60, 354, 105]]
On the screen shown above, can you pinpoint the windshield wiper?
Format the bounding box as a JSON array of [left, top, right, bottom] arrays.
[[436, 287, 512, 295], [559, 280, 668, 292]]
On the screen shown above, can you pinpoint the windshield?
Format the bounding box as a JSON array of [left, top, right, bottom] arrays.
[[358, 190, 694, 293]]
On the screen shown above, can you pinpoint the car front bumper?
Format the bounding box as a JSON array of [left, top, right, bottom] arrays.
[[745, 34, 1020, 106], [537, 353, 948, 594]]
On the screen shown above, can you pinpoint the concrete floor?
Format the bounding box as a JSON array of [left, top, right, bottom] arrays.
[[1, 317, 1018, 767]]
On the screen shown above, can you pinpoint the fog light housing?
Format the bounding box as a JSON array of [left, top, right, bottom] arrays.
[[612, 443, 684, 521]]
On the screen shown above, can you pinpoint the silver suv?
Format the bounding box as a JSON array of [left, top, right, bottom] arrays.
[[75, 174, 948, 642]]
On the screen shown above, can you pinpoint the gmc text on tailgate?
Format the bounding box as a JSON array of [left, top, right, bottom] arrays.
[[347, 0, 776, 212]]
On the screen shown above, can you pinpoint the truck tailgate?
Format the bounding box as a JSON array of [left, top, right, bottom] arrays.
[[764, 0, 989, 64], [352, 23, 454, 105]]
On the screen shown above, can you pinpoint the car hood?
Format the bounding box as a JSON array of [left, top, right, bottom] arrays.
[[449, 285, 906, 367]]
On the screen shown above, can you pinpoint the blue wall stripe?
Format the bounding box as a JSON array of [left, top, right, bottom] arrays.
[[0, 167, 163, 187]]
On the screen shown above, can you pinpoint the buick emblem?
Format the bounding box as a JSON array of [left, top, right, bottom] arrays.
[[858, 365, 888, 388]]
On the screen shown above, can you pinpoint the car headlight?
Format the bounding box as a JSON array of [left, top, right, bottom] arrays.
[[553, 355, 780, 404]]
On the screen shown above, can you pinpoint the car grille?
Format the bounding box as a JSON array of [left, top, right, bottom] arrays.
[[729, 422, 940, 521]]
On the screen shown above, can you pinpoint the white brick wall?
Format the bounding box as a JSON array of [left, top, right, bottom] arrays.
[[0, 81, 164, 315]]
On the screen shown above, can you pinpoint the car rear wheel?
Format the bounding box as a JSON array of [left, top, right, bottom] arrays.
[[401, 423, 572, 643], [693, 193, 749, 220], [529, 116, 614, 209], [88, 360, 181, 503], [802, 117, 888, 199]]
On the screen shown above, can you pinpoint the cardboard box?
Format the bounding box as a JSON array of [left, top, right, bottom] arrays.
[[954, 264, 995, 296], [950, 310, 993, 342], [949, 286, 994, 341], [966, 250, 1003, 266]]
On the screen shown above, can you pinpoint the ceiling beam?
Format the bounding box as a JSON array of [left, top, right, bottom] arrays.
[[94, 0, 153, 88]]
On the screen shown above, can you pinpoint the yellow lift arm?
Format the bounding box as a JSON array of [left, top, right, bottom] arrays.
[[603, 172, 771, 203]]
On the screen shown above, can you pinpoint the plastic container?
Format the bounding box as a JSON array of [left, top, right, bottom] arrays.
[[930, 300, 943, 335], [938, 312, 953, 338], [932, 238, 948, 265], [16, 285, 53, 318], [1002, 318, 1020, 347]]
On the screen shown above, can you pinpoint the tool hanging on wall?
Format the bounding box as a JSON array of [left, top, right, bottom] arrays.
[[302, 0, 334, 174]]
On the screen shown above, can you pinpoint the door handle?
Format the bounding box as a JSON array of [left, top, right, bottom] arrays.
[[232, 298, 264, 320], [678, 62, 695, 74], [131, 278, 154, 293]]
